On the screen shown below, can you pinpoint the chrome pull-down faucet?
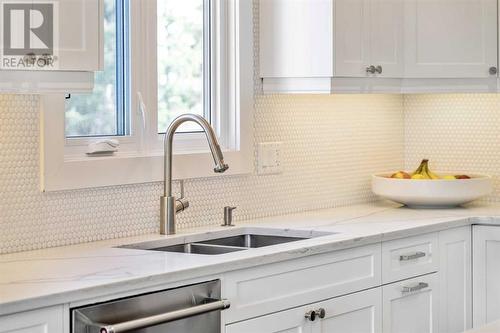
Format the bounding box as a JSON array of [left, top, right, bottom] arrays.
[[161, 114, 229, 235]]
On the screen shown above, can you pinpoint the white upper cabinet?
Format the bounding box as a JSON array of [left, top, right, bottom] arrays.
[[260, 0, 499, 93], [0, 0, 102, 72], [260, 0, 332, 78], [334, 0, 403, 78], [404, 0, 498, 78], [0, 0, 102, 93], [54, 0, 102, 71], [259, 0, 333, 92]]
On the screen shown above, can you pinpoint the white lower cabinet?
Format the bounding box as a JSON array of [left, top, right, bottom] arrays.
[[0, 306, 64, 333], [473, 225, 500, 327], [225, 303, 315, 333], [225, 288, 382, 333], [318, 288, 382, 333], [382, 273, 439, 333], [224, 244, 381, 323], [439, 226, 472, 333]]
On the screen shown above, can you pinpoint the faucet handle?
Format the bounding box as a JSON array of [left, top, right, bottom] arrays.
[[179, 180, 185, 199], [174, 180, 189, 213], [222, 206, 237, 227]]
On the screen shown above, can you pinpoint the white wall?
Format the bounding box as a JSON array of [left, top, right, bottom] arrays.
[[405, 94, 500, 202], [0, 1, 407, 254], [0, 94, 404, 254]]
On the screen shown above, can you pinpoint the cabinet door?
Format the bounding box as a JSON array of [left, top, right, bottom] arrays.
[[333, 0, 368, 77], [224, 244, 381, 323], [225, 304, 314, 333], [473, 226, 500, 327], [259, 0, 333, 78], [383, 273, 439, 333], [439, 226, 472, 333], [334, 0, 403, 78], [368, 0, 403, 78], [0, 0, 101, 72], [0, 306, 64, 333], [57, 0, 102, 71], [404, 0, 497, 78], [226, 288, 382, 333], [316, 288, 382, 333]]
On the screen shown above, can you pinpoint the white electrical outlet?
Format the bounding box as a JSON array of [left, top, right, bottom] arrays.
[[257, 142, 283, 175]]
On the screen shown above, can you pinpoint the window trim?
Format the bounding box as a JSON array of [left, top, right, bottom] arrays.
[[40, 0, 253, 191]]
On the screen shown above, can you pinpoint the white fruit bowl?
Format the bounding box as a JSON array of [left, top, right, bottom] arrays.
[[372, 173, 493, 208]]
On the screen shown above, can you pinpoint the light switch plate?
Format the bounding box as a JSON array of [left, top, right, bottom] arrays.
[[257, 142, 283, 175]]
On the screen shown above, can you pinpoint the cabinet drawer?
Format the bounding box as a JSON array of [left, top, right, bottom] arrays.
[[0, 306, 64, 333], [382, 233, 438, 283], [223, 243, 381, 323], [225, 287, 382, 333], [382, 273, 439, 333]]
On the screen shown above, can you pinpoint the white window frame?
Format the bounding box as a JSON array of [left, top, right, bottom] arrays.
[[40, 0, 253, 192]]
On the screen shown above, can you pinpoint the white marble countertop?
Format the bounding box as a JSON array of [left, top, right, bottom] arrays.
[[2, 201, 500, 316]]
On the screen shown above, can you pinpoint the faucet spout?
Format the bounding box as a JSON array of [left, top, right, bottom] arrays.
[[161, 114, 229, 235]]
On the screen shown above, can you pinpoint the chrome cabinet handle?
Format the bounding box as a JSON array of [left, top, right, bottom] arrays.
[[366, 65, 382, 74], [305, 308, 326, 322], [23, 53, 37, 66], [305, 310, 318, 322], [490, 67, 498, 75], [400, 251, 426, 261], [38, 54, 53, 67], [366, 65, 377, 74], [402, 282, 429, 294], [88, 299, 230, 333]]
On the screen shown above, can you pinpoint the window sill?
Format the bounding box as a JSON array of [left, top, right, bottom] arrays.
[[42, 149, 252, 192]]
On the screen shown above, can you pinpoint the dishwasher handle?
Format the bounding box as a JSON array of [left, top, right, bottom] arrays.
[[94, 299, 230, 333]]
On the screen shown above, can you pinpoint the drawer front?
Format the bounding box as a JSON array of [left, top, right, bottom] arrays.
[[0, 306, 64, 333], [382, 233, 438, 283], [382, 273, 439, 333], [223, 243, 381, 323], [225, 287, 382, 333]]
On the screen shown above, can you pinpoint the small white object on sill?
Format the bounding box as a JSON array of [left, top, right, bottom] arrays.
[[87, 139, 120, 156]]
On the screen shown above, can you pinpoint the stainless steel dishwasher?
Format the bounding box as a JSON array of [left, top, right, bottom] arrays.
[[72, 280, 229, 333]]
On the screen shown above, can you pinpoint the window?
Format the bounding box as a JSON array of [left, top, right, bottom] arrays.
[[41, 0, 253, 191], [65, 0, 129, 138], [157, 0, 208, 133]]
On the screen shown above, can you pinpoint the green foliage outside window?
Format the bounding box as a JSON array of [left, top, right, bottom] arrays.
[[157, 1, 205, 133], [65, 0, 117, 137], [64, 0, 206, 137]]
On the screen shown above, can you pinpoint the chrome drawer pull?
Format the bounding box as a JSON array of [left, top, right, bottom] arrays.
[[305, 308, 326, 322], [402, 282, 429, 294], [366, 65, 377, 74], [399, 251, 426, 261], [94, 299, 230, 333]]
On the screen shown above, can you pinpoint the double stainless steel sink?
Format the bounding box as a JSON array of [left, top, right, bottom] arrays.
[[119, 228, 333, 255]]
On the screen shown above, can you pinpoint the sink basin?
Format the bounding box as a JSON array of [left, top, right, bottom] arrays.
[[119, 227, 334, 255], [199, 234, 307, 248], [151, 243, 246, 255]]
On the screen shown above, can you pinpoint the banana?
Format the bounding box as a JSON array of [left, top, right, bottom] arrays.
[[412, 160, 426, 176], [411, 159, 441, 180], [424, 164, 440, 180], [412, 159, 431, 179]]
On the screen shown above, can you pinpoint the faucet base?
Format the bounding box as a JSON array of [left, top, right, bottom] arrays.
[[160, 196, 177, 235]]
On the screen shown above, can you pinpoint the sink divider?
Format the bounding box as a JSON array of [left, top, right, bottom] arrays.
[[189, 243, 249, 252]]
